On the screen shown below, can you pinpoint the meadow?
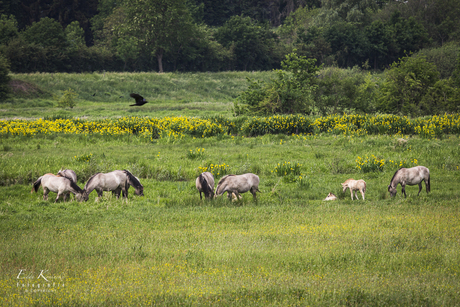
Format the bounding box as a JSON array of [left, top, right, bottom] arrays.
[[1, 72, 460, 306]]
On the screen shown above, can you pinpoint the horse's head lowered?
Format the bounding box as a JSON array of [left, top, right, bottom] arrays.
[[124, 170, 144, 196], [388, 184, 397, 197]]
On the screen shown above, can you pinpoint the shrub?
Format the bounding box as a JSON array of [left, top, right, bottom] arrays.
[[0, 54, 10, 101], [57, 88, 78, 108], [234, 51, 320, 115], [377, 55, 439, 116]]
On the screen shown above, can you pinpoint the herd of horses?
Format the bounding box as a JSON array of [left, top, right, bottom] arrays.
[[31, 169, 144, 202], [31, 166, 430, 203]]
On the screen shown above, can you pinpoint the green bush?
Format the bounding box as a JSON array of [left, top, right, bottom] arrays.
[[57, 88, 78, 108], [0, 54, 11, 101], [234, 52, 320, 115], [377, 55, 440, 116]]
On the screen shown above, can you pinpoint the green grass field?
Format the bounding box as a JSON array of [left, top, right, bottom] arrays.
[[1, 72, 460, 306]]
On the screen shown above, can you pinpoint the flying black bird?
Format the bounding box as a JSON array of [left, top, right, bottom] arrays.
[[129, 93, 148, 106]]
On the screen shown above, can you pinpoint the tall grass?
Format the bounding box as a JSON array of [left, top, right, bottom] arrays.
[[1, 131, 459, 305]]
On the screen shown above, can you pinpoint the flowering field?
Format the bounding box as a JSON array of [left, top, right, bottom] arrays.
[[1, 114, 459, 305], [1, 114, 459, 140]]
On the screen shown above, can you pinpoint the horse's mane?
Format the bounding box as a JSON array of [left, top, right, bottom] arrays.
[[390, 168, 404, 184], [123, 170, 142, 188], [67, 178, 83, 193], [217, 174, 234, 185], [199, 173, 214, 197], [85, 172, 101, 188]]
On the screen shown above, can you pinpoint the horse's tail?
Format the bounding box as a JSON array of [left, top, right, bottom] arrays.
[[427, 174, 431, 193], [200, 173, 214, 198], [31, 176, 43, 193]]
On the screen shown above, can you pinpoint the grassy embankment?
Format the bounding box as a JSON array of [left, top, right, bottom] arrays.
[[3, 71, 273, 119], [0, 72, 459, 306]]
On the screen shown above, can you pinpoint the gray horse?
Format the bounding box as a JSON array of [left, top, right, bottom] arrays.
[[83, 170, 143, 201], [57, 169, 77, 183], [388, 166, 430, 198], [196, 172, 215, 199], [57, 169, 78, 199], [215, 173, 260, 200], [31, 174, 84, 202]]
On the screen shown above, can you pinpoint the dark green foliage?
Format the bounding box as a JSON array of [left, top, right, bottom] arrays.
[[415, 42, 460, 79], [377, 56, 440, 116], [313, 66, 368, 115], [215, 15, 281, 71], [21, 17, 67, 49], [0, 53, 10, 101], [0, 14, 18, 45], [324, 22, 369, 68], [420, 79, 460, 114]]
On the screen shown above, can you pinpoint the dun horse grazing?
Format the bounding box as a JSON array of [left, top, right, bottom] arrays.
[[342, 179, 366, 200], [324, 192, 337, 201], [83, 170, 143, 201], [215, 173, 260, 200], [388, 166, 430, 198], [56, 169, 78, 200], [31, 174, 84, 202], [196, 172, 215, 199], [57, 169, 77, 183]]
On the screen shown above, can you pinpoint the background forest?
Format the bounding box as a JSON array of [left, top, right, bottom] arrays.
[[0, 0, 460, 115]]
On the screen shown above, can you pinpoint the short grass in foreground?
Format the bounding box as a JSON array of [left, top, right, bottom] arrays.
[[0, 133, 459, 305]]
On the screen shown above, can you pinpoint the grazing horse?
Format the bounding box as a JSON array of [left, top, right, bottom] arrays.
[[215, 173, 260, 200], [342, 178, 366, 200], [57, 169, 78, 199], [388, 166, 430, 198], [196, 172, 215, 199], [124, 169, 144, 197], [83, 170, 143, 201], [57, 169, 77, 183], [31, 174, 84, 202], [324, 192, 337, 201]]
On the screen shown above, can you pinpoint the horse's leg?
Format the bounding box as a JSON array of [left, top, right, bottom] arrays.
[[55, 192, 61, 203], [43, 188, 49, 200], [199, 191, 202, 200], [402, 185, 407, 198], [418, 182, 422, 196], [96, 189, 103, 201], [350, 190, 354, 200], [360, 189, 365, 200], [250, 187, 257, 199]]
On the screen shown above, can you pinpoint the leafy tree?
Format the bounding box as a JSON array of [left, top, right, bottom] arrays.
[[65, 21, 86, 50], [386, 12, 429, 65], [313, 66, 367, 115], [57, 88, 78, 108], [323, 22, 369, 68], [365, 20, 392, 70], [123, 0, 196, 73], [21, 17, 67, 49], [377, 56, 439, 116], [0, 53, 10, 101], [235, 51, 320, 115], [215, 15, 280, 71], [318, 0, 379, 24], [0, 14, 18, 45], [420, 79, 460, 114]]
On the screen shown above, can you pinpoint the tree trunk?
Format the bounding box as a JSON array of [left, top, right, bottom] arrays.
[[157, 49, 164, 73]]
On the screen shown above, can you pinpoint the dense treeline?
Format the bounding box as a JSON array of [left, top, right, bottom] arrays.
[[1, 0, 460, 115], [1, 0, 460, 73]]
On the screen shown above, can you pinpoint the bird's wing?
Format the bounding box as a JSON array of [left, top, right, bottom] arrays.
[[129, 93, 144, 103]]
